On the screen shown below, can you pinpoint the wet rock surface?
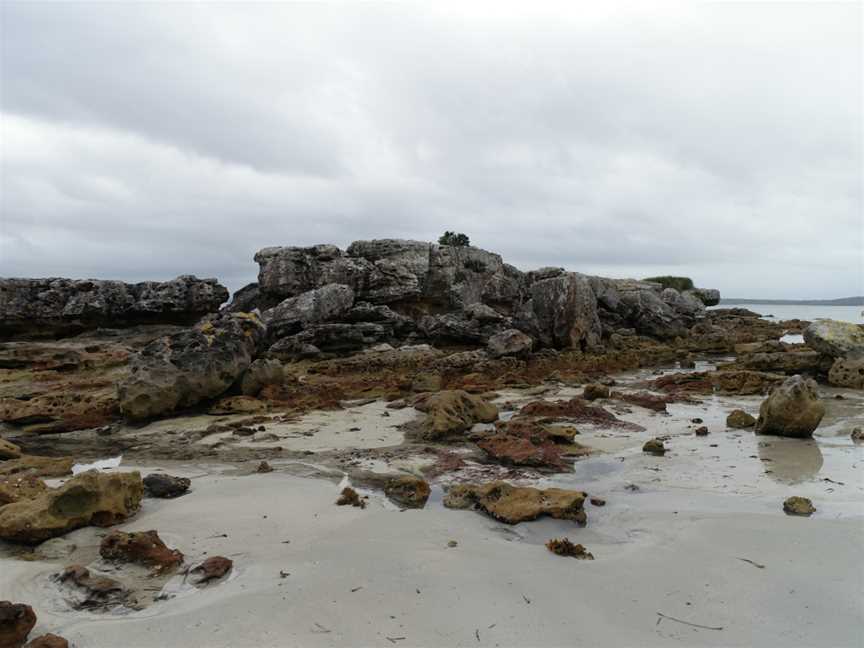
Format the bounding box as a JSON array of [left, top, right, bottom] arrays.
[[383, 476, 430, 509], [726, 409, 756, 429], [189, 556, 233, 585], [783, 496, 816, 517], [412, 390, 498, 439], [803, 319, 864, 358], [53, 564, 130, 610], [0, 471, 143, 544], [23, 634, 68, 648], [143, 474, 191, 499]]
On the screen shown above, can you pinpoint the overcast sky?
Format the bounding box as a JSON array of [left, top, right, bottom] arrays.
[[1, 2, 861, 299]]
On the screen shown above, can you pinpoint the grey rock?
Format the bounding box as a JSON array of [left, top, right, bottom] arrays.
[[754, 375, 826, 438], [0, 275, 228, 339], [263, 284, 355, 340], [828, 355, 864, 389], [117, 312, 266, 419], [803, 319, 864, 358], [686, 288, 720, 307], [530, 273, 602, 350], [487, 329, 533, 358], [143, 473, 191, 498], [238, 358, 285, 396], [255, 245, 369, 299]]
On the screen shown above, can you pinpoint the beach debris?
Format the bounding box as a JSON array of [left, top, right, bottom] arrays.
[[189, 556, 233, 585], [691, 418, 703, 424], [256, 461, 274, 473], [0, 439, 21, 460], [0, 601, 36, 648], [755, 376, 825, 438], [582, 384, 609, 401], [336, 487, 366, 509], [100, 530, 184, 573], [444, 481, 587, 525], [726, 409, 756, 429], [447, 540, 458, 548], [384, 476, 430, 509], [625, 483, 641, 492], [0, 471, 143, 544], [53, 564, 130, 610], [24, 634, 69, 648], [143, 473, 190, 498], [642, 439, 666, 456], [72, 455, 122, 475], [737, 557, 766, 569], [783, 496, 816, 517], [589, 497, 606, 506], [546, 537, 594, 559], [656, 612, 723, 631], [694, 426, 709, 436]]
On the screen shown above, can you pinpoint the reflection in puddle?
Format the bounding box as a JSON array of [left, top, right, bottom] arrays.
[[758, 438, 824, 484]]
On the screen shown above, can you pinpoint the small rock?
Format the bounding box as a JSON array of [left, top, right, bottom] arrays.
[[189, 556, 233, 585], [256, 461, 273, 473], [726, 409, 756, 429], [24, 634, 69, 648], [335, 487, 366, 509], [53, 564, 129, 610], [755, 375, 825, 438], [0, 439, 22, 461], [694, 426, 709, 437], [851, 428, 863, 443], [143, 473, 190, 499], [783, 496, 815, 517], [0, 601, 36, 648], [582, 384, 610, 401], [545, 537, 594, 560], [589, 497, 606, 506], [384, 476, 430, 509], [642, 439, 666, 456], [447, 540, 458, 548], [690, 418, 703, 424], [99, 530, 184, 573]]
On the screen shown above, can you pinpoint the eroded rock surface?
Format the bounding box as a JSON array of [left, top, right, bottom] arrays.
[[383, 476, 430, 509], [412, 390, 498, 439], [443, 481, 587, 525], [100, 530, 184, 573], [803, 319, 864, 358], [0, 471, 143, 544], [0, 601, 36, 648], [755, 375, 825, 438]]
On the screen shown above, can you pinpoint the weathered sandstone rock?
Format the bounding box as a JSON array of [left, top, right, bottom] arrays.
[[803, 319, 864, 358], [486, 329, 533, 358], [0, 471, 143, 544], [100, 529, 183, 572], [383, 476, 430, 509], [143, 473, 190, 499], [726, 409, 756, 429], [444, 481, 587, 525], [0, 475, 48, 507], [0, 456, 74, 479], [0, 440, 21, 460], [117, 312, 266, 419], [262, 284, 355, 341], [755, 375, 825, 438], [828, 355, 864, 389], [0, 601, 36, 648], [412, 390, 498, 439]]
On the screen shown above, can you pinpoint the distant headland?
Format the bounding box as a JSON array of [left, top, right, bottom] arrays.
[[721, 296, 864, 306]]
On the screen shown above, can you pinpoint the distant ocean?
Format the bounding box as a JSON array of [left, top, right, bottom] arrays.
[[714, 303, 863, 324]]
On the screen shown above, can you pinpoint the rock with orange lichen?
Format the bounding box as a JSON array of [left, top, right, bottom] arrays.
[[384, 476, 431, 509], [0, 471, 143, 544], [412, 390, 498, 439], [444, 481, 587, 525]]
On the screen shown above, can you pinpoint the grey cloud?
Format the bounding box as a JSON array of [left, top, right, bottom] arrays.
[[1, 2, 861, 298]]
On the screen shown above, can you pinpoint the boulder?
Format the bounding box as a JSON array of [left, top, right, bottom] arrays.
[[612, 281, 688, 339], [383, 476, 431, 509], [444, 481, 587, 525], [476, 434, 565, 469], [262, 284, 355, 341], [754, 375, 825, 438], [100, 530, 183, 573], [486, 329, 533, 358], [143, 473, 190, 499], [238, 358, 284, 396], [0, 471, 143, 544], [0, 275, 227, 339], [254, 244, 368, 299], [530, 273, 602, 350], [731, 350, 832, 376], [642, 439, 666, 456], [803, 319, 864, 358], [661, 288, 706, 320], [0, 601, 35, 648], [117, 312, 266, 419], [0, 456, 74, 479], [412, 390, 498, 439], [687, 288, 721, 306], [0, 440, 21, 460], [726, 409, 756, 429], [828, 355, 864, 389]]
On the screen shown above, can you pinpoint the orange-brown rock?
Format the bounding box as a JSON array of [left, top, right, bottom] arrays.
[[384, 476, 430, 509], [100, 530, 184, 573], [412, 390, 498, 439], [0, 471, 143, 544], [0, 601, 36, 648], [0, 439, 21, 460], [189, 556, 233, 585], [24, 634, 69, 648], [0, 456, 74, 479], [444, 481, 587, 525], [0, 475, 47, 507]]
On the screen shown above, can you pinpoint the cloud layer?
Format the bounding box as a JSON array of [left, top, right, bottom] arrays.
[[1, 2, 861, 298]]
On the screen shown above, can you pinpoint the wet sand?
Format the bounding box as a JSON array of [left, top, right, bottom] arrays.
[[2, 367, 863, 647]]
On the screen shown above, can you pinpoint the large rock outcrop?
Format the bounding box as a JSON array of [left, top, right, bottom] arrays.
[[754, 375, 825, 438], [0, 276, 228, 339], [529, 273, 602, 350], [0, 471, 143, 544], [117, 312, 266, 419]]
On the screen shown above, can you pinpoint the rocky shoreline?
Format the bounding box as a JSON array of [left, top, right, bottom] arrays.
[[1, 239, 862, 647]]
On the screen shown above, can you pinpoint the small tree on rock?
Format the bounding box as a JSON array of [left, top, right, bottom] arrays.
[[438, 231, 471, 247]]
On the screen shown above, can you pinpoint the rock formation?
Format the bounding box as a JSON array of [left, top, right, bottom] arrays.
[[754, 375, 825, 438], [0, 276, 227, 339], [444, 481, 587, 525]]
